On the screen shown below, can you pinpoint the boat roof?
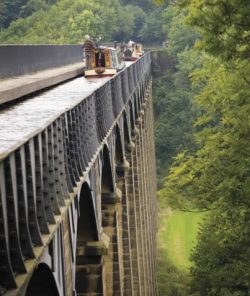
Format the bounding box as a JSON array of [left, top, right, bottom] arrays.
[[97, 46, 118, 51]]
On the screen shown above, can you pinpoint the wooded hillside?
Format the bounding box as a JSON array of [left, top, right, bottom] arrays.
[[159, 1, 250, 295], [0, 0, 164, 44]]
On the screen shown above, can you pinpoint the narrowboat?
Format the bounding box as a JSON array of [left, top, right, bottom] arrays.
[[84, 46, 125, 78], [123, 43, 144, 61]]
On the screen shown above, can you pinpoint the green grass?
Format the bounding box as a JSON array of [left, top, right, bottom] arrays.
[[158, 209, 204, 272]]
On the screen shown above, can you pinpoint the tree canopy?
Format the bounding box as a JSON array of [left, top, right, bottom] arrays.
[[0, 0, 58, 28], [160, 0, 250, 294], [0, 0, 164, 44]]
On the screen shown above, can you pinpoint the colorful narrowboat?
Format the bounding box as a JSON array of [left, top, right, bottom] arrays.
[[84, 46, 125, 78]]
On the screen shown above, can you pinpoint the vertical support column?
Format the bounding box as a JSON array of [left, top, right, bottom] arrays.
[[133, 124, 147, 295], [125, 142, 141, 296], [118, 157, 136, 296], [139, 83, 157, 295], [62, 214, 73, 296], [125, 81, 157, 296], [147, 84, 158, 293], [115, 183, 125, 296], [102, 189, 123, 296]]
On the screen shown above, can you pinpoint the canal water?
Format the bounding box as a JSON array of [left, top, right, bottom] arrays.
[[0, 76, 109, 157]]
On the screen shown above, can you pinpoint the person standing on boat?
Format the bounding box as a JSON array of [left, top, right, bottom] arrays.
[[95, 36, 102, 47], [120, 41, 126, 56], [84, 35, 95, 69]]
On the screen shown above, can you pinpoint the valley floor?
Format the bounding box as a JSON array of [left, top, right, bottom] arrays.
[[156, 208, 205, 295]]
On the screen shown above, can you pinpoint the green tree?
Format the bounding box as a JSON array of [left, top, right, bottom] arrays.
[[190, 211, 250, 296], [0, 0, 149, 44], [139, 7, 164, 44], [184, 0, 250, 61], [121, 0, 153, 10], [19, 0, 56, 18], [0, 0, 125, 44], [161, 5, 197, 56], [0, 0, 28, 28], [161, 0, 250, 294], [152, 5, 200, 186], [124, 5, 146, 41]]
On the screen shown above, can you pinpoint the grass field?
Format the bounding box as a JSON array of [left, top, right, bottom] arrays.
[[158, 209, 204, 272]]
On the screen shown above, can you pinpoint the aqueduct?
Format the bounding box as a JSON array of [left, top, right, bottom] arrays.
[[0, 46, 157, 296]]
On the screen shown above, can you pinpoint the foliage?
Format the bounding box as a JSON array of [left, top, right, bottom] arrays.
[[190, 209, 250, 296], [121, 0, 153, 10], [0, 0, 28, 28], [0, 0, 165, 45], [183, 0, 250, 61], [161, 0, 250, 294], [151, 3, 200, 187], [157, 247, 191, 296], [161, 4, 197, 56], [0, 0, 58, 29], [139, 7, 165, 44], [153, 70, 195, 186], [152, 48, 201, 186], [113, 5, 146, 42], [0, 0, 124, 44], [19, 0, 57, 18], [163, 55, 250, 210]]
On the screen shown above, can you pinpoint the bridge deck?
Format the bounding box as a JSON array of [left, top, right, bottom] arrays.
[[0, 62, 84, 105]]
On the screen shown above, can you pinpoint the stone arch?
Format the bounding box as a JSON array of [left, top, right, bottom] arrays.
[[138, 85, 143, 105], [123, 113, 130, 145], [101, 144, 122, 295], [101, 145, 115, 194], [134, 93, 139, 120], [115, 125, 125, 178], [77, 182, 98, 242], [129, 101, 135, 131], [25, 263, 59, 296], [75, 182, 101, 295], [140, 80, 145, 102], [115, 125, 124, 165]]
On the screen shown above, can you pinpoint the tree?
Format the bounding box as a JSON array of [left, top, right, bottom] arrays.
[[151, 5, 200, 187], [190, 211, 250, 296], [19, 0, 54, 18], [184, 0, 250, 61], [0, 0, 130, 44], [139, 7, 164, 44], [161, 0, 250, 294], [161, 4, 197, 56], [0, 0, 150, 44], [120, 0, 153, 10], [0, 0, 28, 28]]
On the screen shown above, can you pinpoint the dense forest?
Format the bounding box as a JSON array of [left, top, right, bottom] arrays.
[[157, 0, 250, 296], [0, 0, 164, 44], [1, 0, 250, 295]]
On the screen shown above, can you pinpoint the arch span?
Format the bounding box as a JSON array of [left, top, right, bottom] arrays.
[[115, 125, 124, 165], [123, 113, 130, 145], [101, 145, 115, 194], [77, 182, 98, 242], [25, 263, 59, 296]]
